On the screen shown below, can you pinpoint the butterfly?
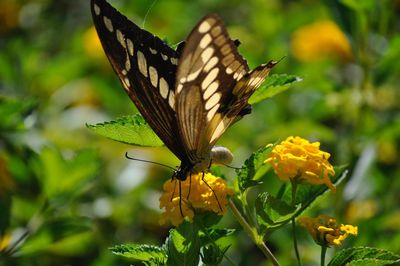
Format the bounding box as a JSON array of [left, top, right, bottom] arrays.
[[90, 0, 276, 183]]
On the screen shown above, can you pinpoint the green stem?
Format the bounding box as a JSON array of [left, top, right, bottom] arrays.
[[320, 246, 327, 266], [290, 181, 302, 265], [228, 199, 280, 266], [292, 218, 302, 266]]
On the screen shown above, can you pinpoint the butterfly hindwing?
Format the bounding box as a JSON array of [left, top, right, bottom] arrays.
[[91, 0, 188, 160], [175, 14, 274, 162]]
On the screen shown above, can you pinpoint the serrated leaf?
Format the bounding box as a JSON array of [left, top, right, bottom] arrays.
[[110, 244, 167, 263], [283, 165, 348, 218], [249, 74, 302, 105], [236, 146, 272, 190], [87, 114, 163, 147], [167, 221, 201, 266], [328, 246, 400, 266]]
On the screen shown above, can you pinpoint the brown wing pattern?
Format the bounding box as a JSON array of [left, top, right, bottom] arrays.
[[175, 14, 276, 162], [91, 0, 188, 160]]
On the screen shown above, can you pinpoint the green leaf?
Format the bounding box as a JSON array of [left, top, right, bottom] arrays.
[[248, 74, 302, 105], [255, 192, 297, 229], [86, 114, 164, 147], [236, 146, 273, 190], [328, 247, 400, 266], [284, 165, 348, 218], [201, 244, 230, 266], [167, 221, 201, 266], [110, 244, 167, 263], [34, 148, 99, 199], [0, 96, 36, 132]]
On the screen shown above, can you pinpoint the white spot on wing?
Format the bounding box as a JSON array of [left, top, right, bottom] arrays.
[[123, 77, 130, 87], [204, 56, 218, 72], [205, 92, 221, 110], [201, 68, 219, 90], [103, 16, 113, 32], [149, 47, 157, 54], [200, 34, 212, 49], [125, 57, 131, 71], [170, 57, 178, 65], [122, 69, 127, 75], [207, 103, 220, 121], [159, 77, 169, 99], [149, 66, 158, 87], [198, 21, 211, 33], [94, 4, 100, 15], [201, 47, 214, 63], [127, 39, 134, 56], [168, 90, 175, 109], [203, 81, 219, 99], [176, 84, 183, 93], [116, 30, 126, 48], [137, 51, 148, 77], [161, 54, 168, 61]]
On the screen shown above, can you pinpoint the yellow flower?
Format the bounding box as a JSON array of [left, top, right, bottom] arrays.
[[265, 136, 336, 191], [291, 20, 352, 62], [159, 173, 233, 226], [83, 26, 105, 60], [299, 215, 358, 247]]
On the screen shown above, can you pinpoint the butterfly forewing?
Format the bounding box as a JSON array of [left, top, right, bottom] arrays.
[[91, 0, 277, 179], [91, 0, 188, 160]]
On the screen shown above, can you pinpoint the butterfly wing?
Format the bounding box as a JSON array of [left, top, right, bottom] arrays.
[[91, 0, 188, 160], [175, 15, 276, 162]]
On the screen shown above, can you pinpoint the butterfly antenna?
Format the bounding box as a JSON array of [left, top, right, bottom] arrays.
[[125, 152, 176, 171], [142, 0, 159, 29]]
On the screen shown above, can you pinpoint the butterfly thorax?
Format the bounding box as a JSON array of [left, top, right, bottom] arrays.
[[175, 146, 233, 181]]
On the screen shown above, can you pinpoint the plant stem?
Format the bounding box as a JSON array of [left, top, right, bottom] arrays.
[[320, 245, 327, 266], [291, 218, 302, 266], [228, 199, 280, 266], [291, 181, 302, 265]]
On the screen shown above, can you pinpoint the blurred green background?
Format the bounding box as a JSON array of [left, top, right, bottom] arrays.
[[1, 0, 399, 265]]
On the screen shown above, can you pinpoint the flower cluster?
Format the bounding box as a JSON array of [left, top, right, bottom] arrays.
[[159, 173, 233, 226], [291, 20, 352, 63], [299, 215, 358, 247], [265, 136, 336, 191]]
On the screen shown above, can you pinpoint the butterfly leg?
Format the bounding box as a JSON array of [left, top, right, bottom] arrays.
[[201, 171, 223, 212], [186, 172, 192, 200], [170, 179, 177, 202], [178, 180, 184, 217]]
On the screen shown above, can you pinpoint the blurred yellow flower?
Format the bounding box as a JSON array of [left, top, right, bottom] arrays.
[[291, 20, 352, 62], [0, 232, 11, 252], [265, 136, 335, 191], [159, 173, 233, 226], [83, 26, 105, 60], [299, 215, 358, 247]]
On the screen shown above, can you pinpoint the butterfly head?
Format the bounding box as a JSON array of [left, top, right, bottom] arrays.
[[173, 145, 233, 181]]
